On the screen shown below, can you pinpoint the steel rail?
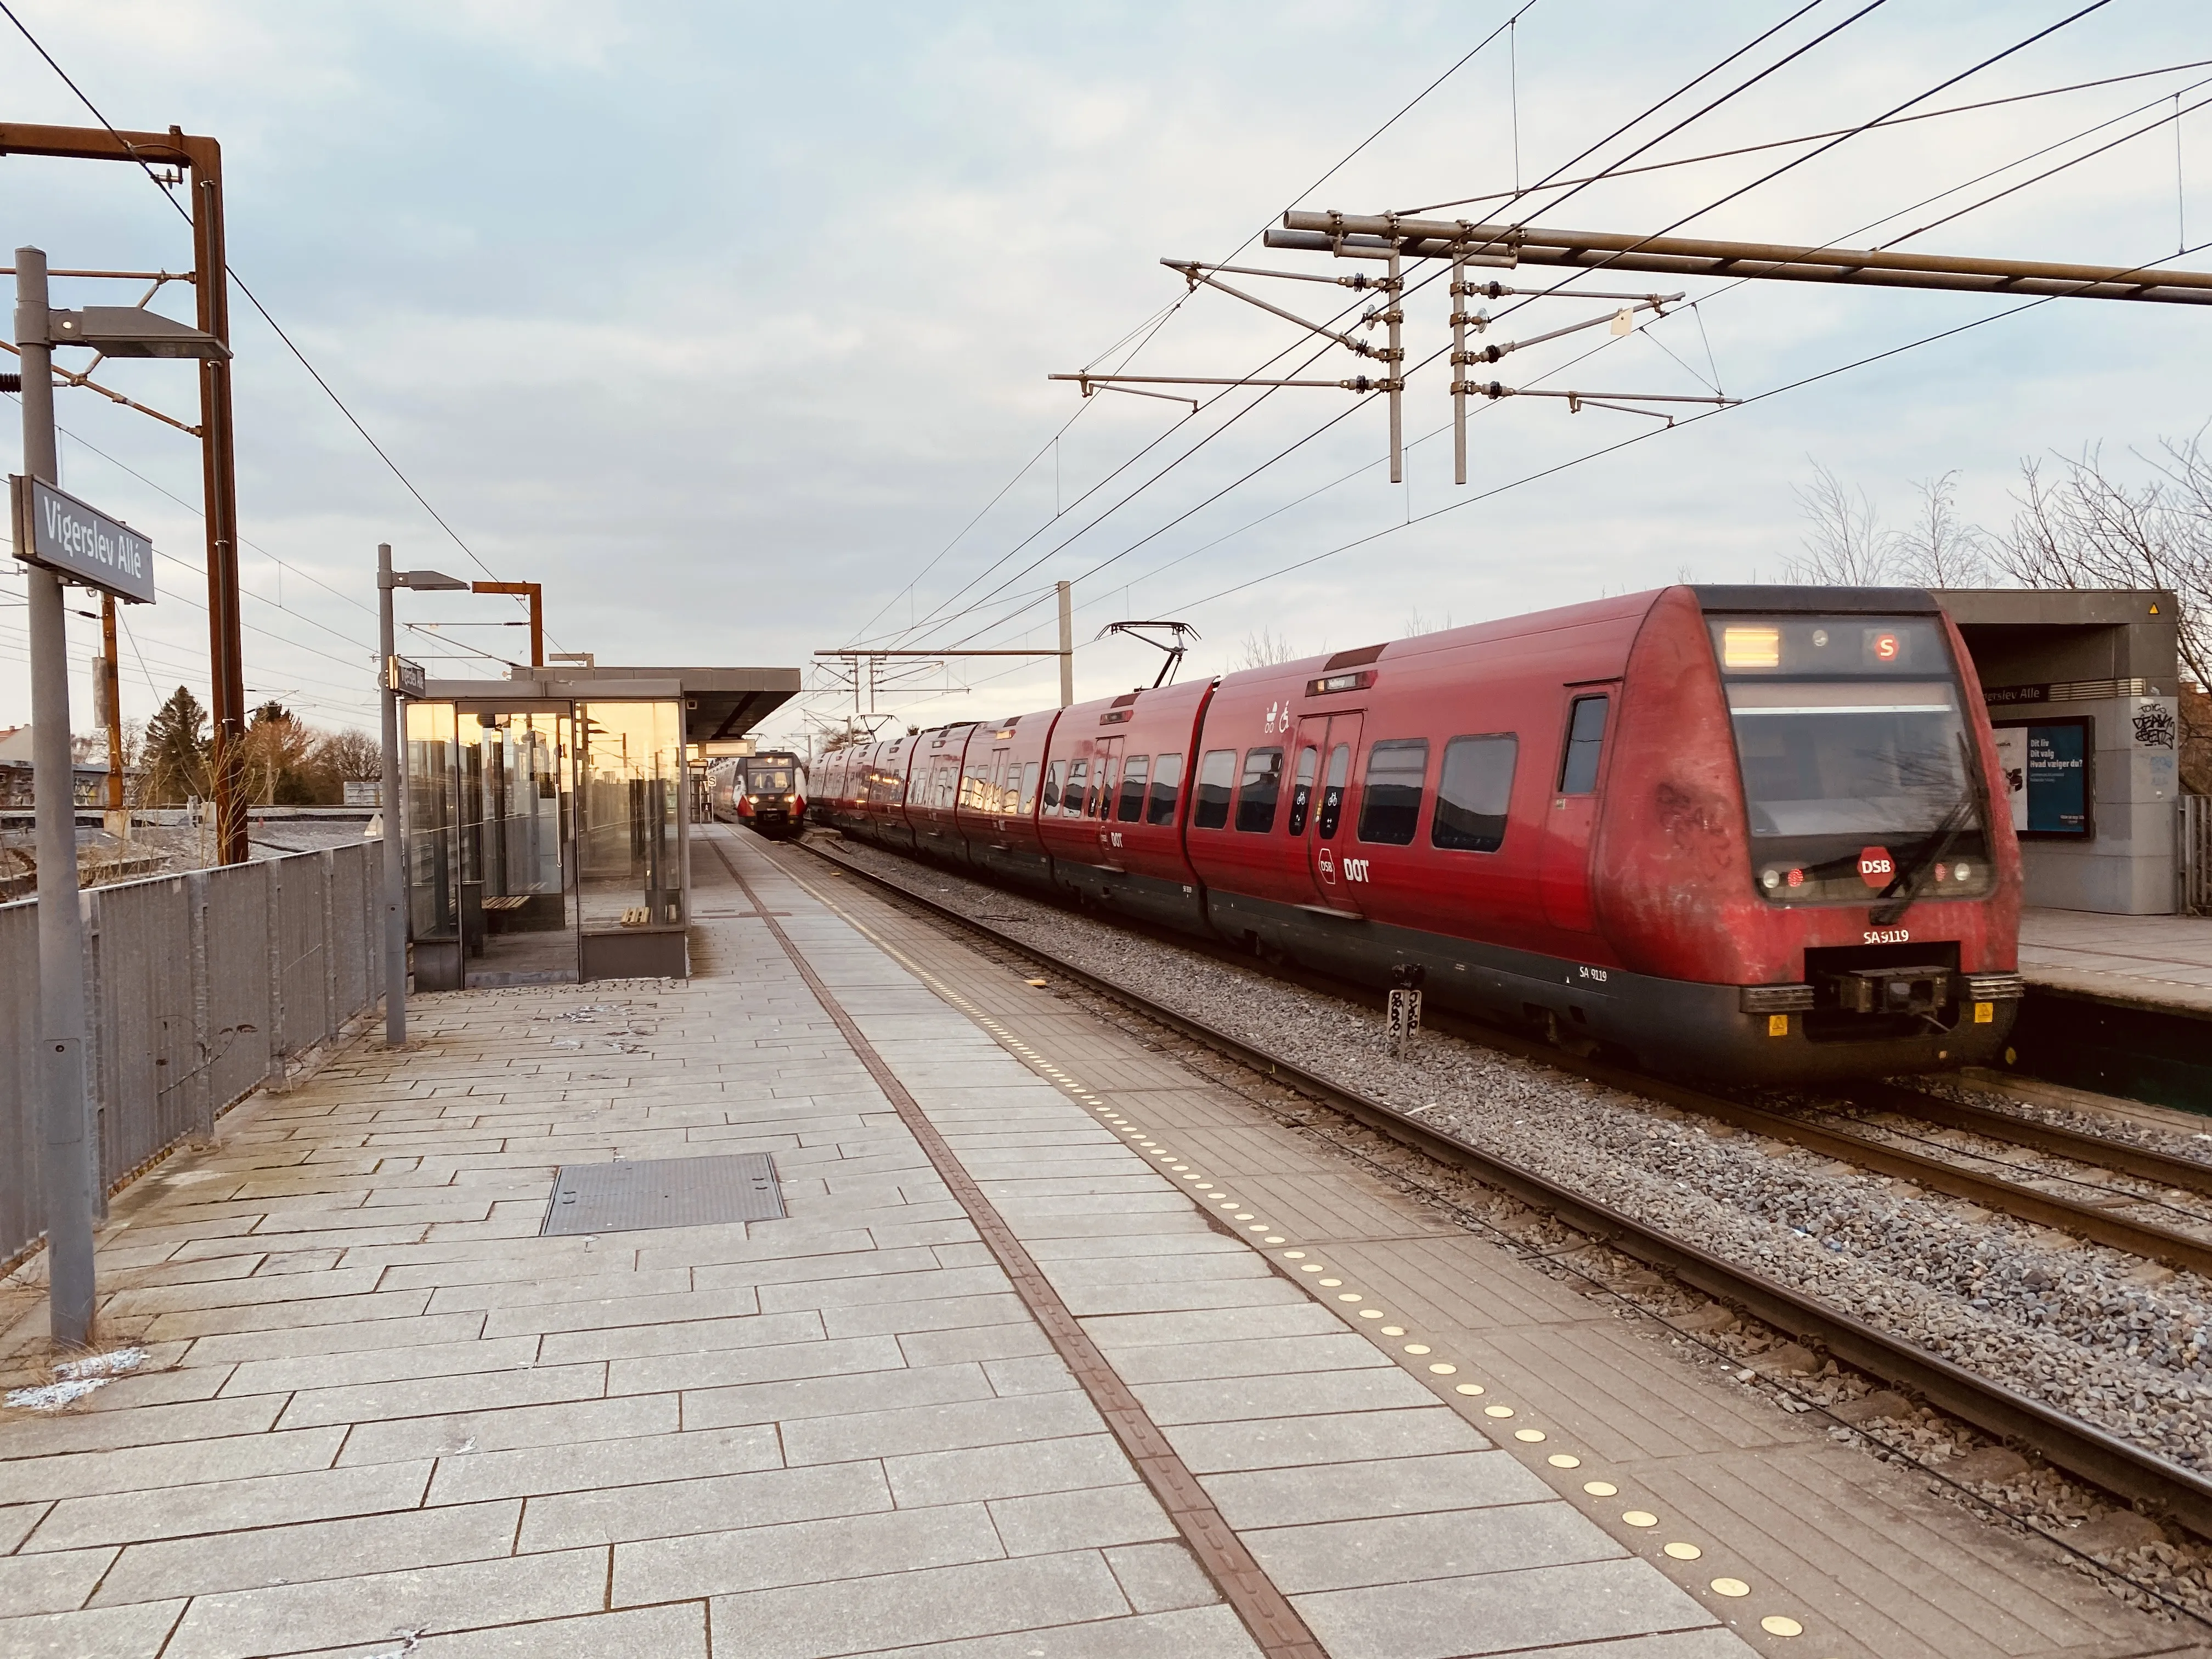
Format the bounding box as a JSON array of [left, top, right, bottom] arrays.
[[781, 836, 2212, 1540], [1850, 1080, 2212, 1198]]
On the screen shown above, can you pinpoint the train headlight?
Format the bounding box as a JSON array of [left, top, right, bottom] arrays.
[[1721, 625, 1781, 669], [1760, 868, 1781, 890], [1953, 860, 1973, 881]]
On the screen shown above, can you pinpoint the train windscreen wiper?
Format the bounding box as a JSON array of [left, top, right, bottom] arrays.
[[1869, 735, 1980, 927]]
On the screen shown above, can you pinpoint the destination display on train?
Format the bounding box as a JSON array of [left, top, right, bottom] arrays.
[[9, 475, 157, 604]]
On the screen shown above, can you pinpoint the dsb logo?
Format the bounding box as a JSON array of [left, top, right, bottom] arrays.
[[1857, 846, 1895, 888]]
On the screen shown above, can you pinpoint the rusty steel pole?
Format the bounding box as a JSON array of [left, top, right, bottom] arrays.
[[0, 124, 246, 863], [471, 580, 543, 666]]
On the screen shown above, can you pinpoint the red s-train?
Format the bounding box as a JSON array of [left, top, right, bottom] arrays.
[[816, 586, 2024, 1084]]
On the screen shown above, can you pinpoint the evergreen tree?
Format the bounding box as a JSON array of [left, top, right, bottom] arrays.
[[140, 686, 210, 805]]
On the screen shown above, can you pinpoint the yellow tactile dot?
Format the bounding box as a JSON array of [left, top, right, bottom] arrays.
[[1759, 1615, 1803, 1637], [1337, 1293, 1363, 1302], [1404, 1344, 1431, 1355], [1381, 1325, 1406, 1336], [1429, 1363, 1457, 1375], [1234, 1211, 1254, 1219], [1299, 1264, 1325, 1274], [1514, 1429, 1545, 1443], [1663, 1542, 1702, 1561], [1282, 1250, 1305, 1259], [1584, 1481, 1618, 1497], [1171, 1165, 1190, 1172], [1264, 1236, 1285, 1244], [1623, 1511, 1660, 1528], [1318, 1278, 1342, 1286], [1357, 1308, 1384, 1319], [1547, 1454, 1581, 1469], [1453, 1383, 1485, 1396], [1483, 1405, 1514, 1418], [1711, 1578, 1751, 1598]]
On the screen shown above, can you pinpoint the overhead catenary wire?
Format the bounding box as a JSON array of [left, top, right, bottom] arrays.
[[851, 2, 1544, 654], [859, 2, 1912, 663], [866, 7, 2158, 689], [0, 0, 546, 645]]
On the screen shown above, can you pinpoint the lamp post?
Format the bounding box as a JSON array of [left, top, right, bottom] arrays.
[[376, 549, 467, 1047], [14, 246, 228, 1350]]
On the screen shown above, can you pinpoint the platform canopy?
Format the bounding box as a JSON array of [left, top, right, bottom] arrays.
[[420, 664, 805, 745]]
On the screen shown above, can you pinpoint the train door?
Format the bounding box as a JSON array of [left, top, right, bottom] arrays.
[[1294, 712, 1365, 914], [1088, 737, 1124, 868], [1538, 686, 1615, 933]]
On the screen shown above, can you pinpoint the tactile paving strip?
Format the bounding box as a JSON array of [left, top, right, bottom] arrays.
[[713, 840, 1327, 1659], [540, 1152, 785, 1236]]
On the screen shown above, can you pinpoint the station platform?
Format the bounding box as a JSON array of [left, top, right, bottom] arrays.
[[0, 827, 2184, 1658], [2009, 908, 2212, 1114], [2018, 907, 2212, 1015]]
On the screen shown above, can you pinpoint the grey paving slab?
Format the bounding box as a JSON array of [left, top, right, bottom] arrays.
[[1203, 1451, 1557, 1530], [0, 1498, 46, 1552], [608, 1332, 904, 1398], [1107, 1331, 1392, 1385], [1243, 1504, 1628, 1593], [0, 1599, 184, 1659], [612, 1499, 1004, 1603], [426, 1422, 781, 1504], [159, 1547, 608, 1659], [335, 1391, 677, 1464], [25, 1460, 433, 1551], [840, 1605, 1264, 1658], [986, 1482, 1178, 1556], [1104, 1540, 1219, 1613], [886, 1433, 1142, 1509], [273, 1359, 606, 1429], [0, 1545, 116, 1616], [536, 1306, 825, 1365], [1131, 1365, 1441, 1425], [92, 1498, 523, 1607], [279, 1602, 708, 1659], [706, 1549, 1135, 1659], [1166, 1405, 1491, 1473], [519, 1457, 890, 1551], [0, 1427, 348, 1505], [1294, 1555, 1721, 1659], [781, 1388, 1105, 1465]]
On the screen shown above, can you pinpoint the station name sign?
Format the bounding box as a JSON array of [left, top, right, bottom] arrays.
[[9, 476, 157, 605]]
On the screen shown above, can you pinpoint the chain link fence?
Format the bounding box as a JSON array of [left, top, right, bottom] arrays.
[[2, 842, 383, 1274]]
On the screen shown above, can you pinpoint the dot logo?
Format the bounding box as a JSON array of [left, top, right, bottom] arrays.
[[1858, 847, 1895, 888]]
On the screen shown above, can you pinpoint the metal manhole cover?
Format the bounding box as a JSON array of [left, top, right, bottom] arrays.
[[541, 1154, 785, 1236]]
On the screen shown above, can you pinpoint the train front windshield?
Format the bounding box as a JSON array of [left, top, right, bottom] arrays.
[[751, 768, 792, 793], [1708, 616, 1991, 904]]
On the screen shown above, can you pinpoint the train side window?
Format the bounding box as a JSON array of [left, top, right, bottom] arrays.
[[1063, 759, 1089, 817], [1235, 747, 1284, 833], [1558, 695, 1610, 794], [1356, 739, 1429, 845], [1117, 755, 1150, 822], [936, 758, 958, 810], [1432, 735, 1516, 851], [1316, 743, 1352, 837], [1042, 761, 1063, 814], [1018, 760, 1041, 815], [1286, 744, 1319, 836], [1148, 753, 1184, 825], [1090, 755, 1117, 818], [1193, 750, 1236, 829]]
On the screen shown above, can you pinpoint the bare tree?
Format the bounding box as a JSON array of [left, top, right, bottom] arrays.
[[1994, 440, 2212, 792], [312, 728, 382, 784], [1889, 471, 1992, 588], [1237, 628, 1298, 669], [1402, 605, 1454, 636], [1787, 462, 1891, 585]]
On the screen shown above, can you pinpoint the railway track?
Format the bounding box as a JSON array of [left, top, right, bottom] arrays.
[[777, 833, 2212, 1545]]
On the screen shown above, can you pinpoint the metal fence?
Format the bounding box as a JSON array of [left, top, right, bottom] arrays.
[[1, 842, 383, 1273], [2187, 795, 2211, 916]]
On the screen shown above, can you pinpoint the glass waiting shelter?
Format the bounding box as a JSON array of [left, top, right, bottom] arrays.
[[403, 665, 798, 988]]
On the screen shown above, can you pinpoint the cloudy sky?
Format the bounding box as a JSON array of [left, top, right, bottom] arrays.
[[1, 0, 2204, 747]]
